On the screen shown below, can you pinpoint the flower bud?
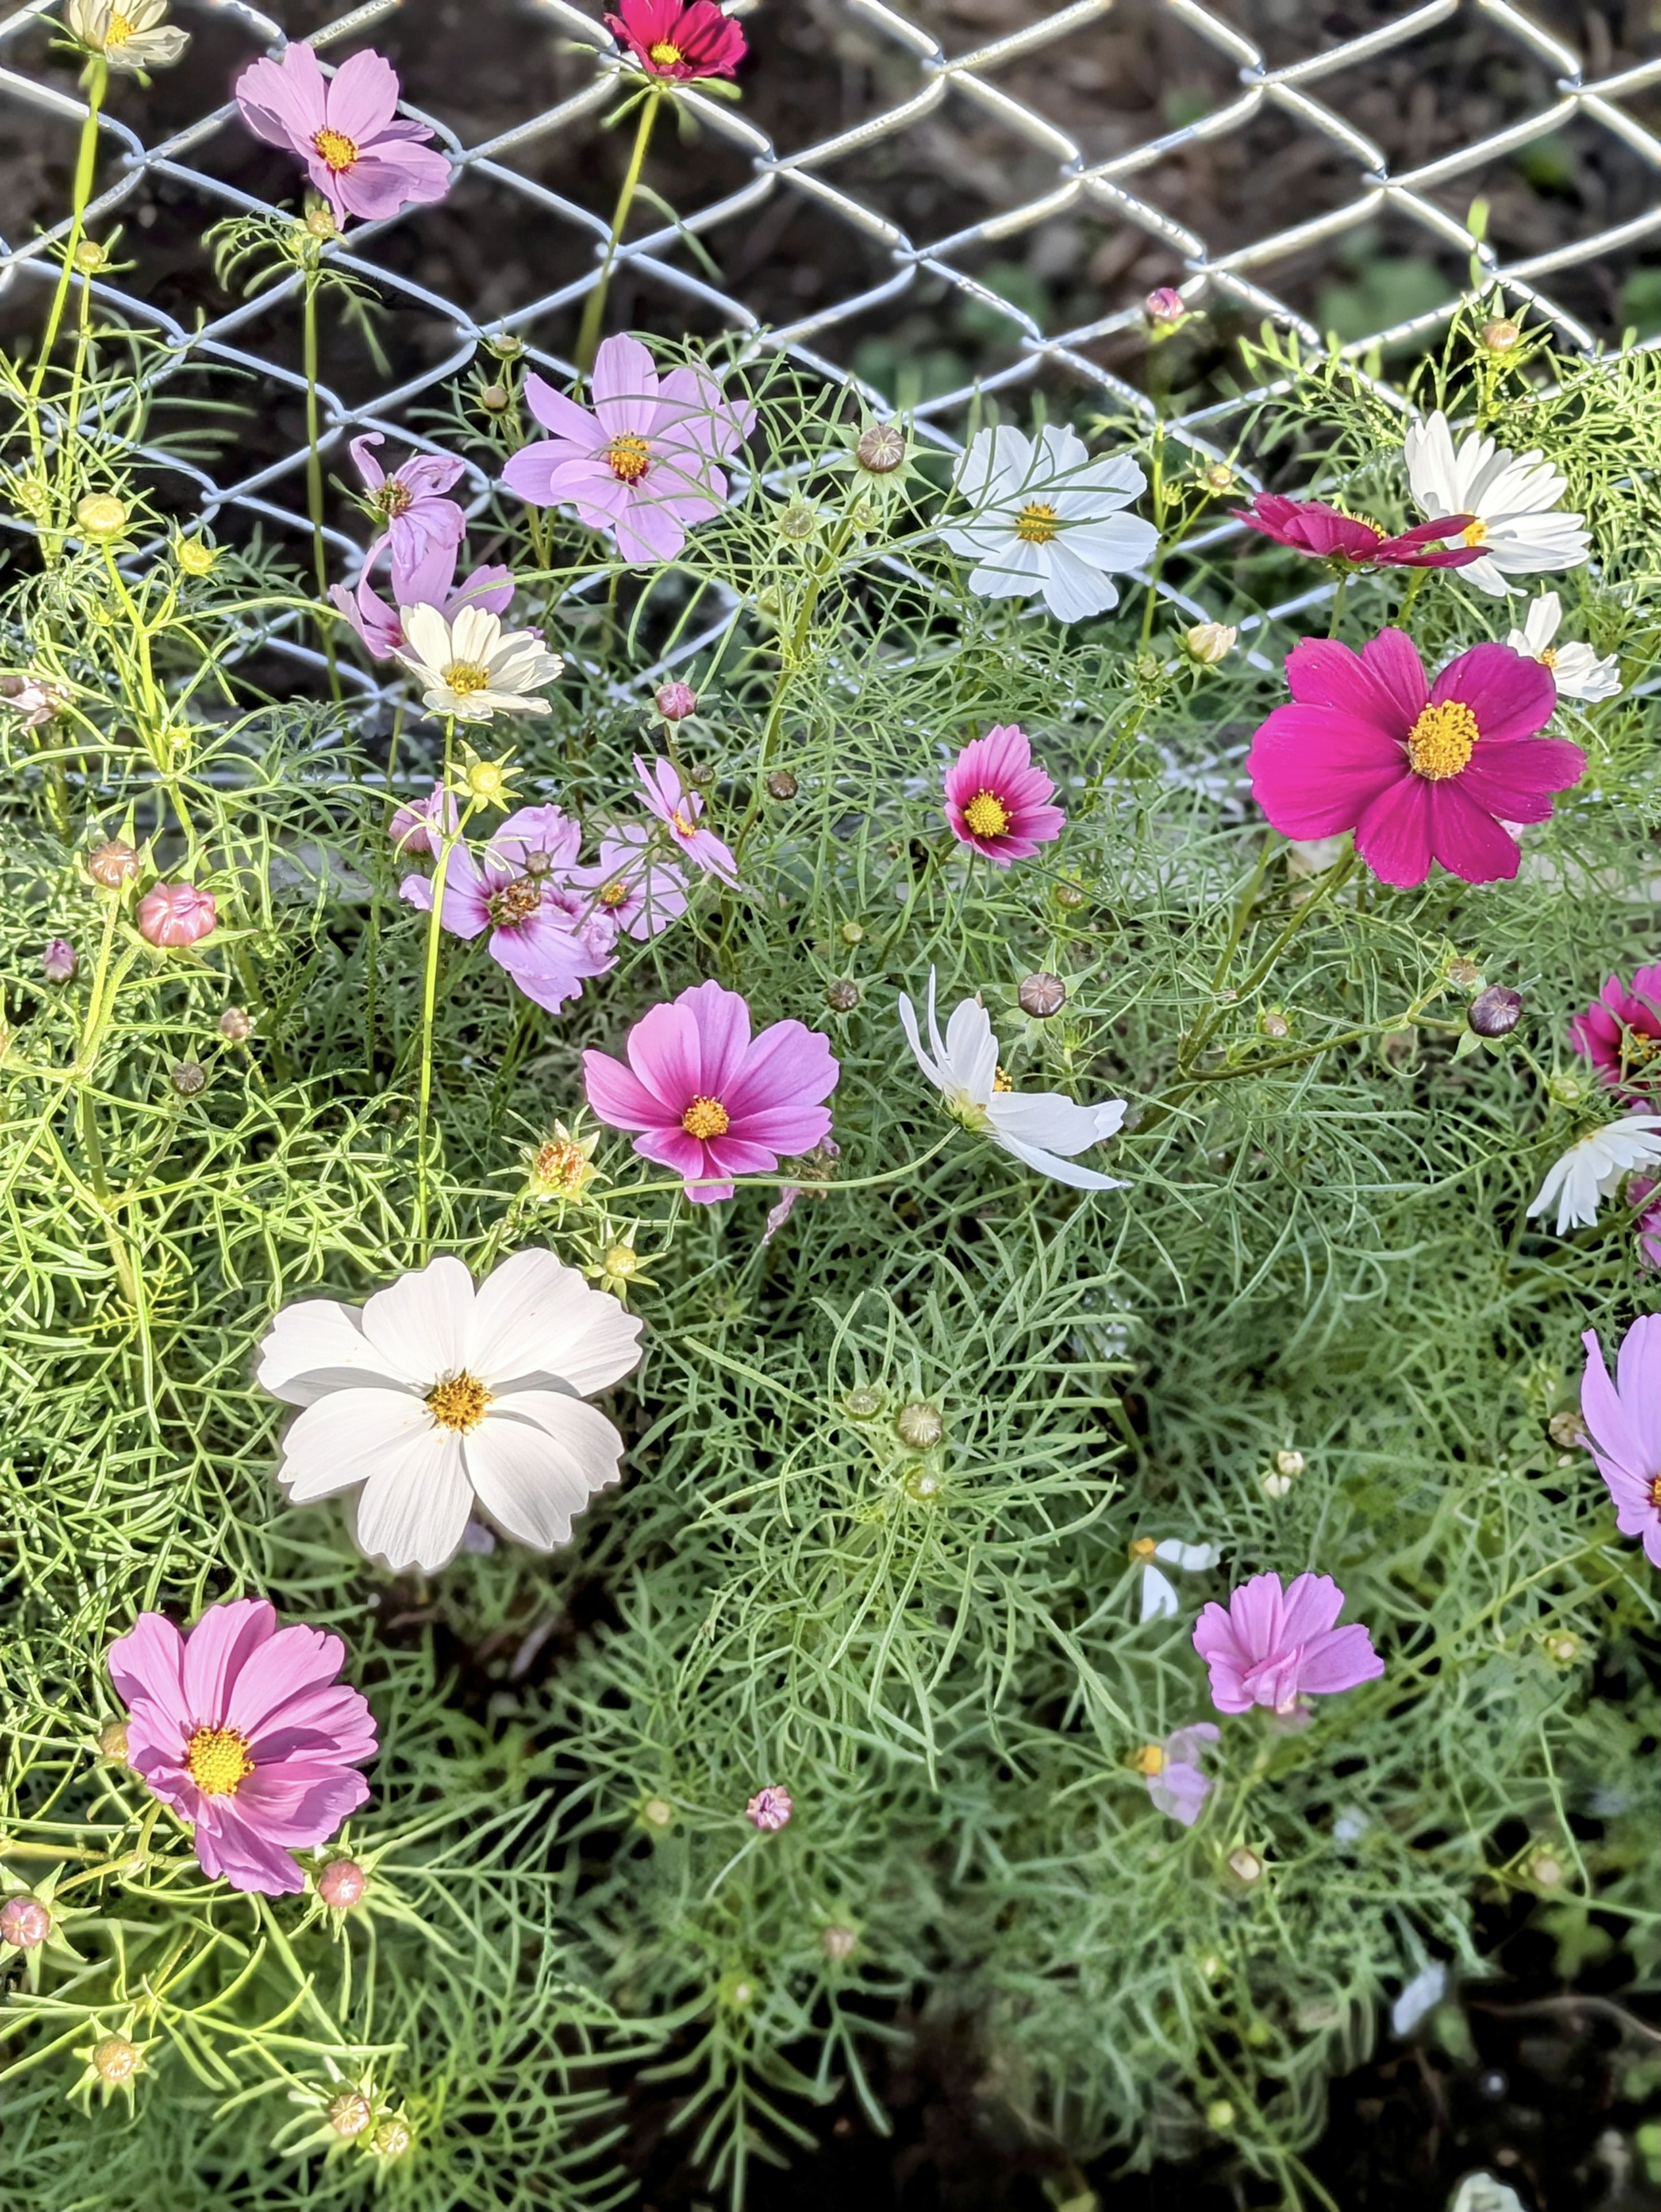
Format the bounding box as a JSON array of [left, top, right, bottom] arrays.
[[654, 680, 697, 722], [302, 194, 338, 239], [479, 383, 511, 414], [1447, 957, 1482, 990], [1259, 1009, 1290, 1040], [372, 2116, 413, 2159], [1275, 1449, 1304, 1478], [640, 1795, 675, 1831], [839, 920, 864, 946], [1547, 1409, 1584, 1449], [1481, 317, 1522, 353], [74, 239, 109, 274], [855, 422, 907, 475], [98, 1720, 129, 1762], [1, 1895, 50, 1949], [137, 882, 217, 948], [466, 757, 509, 804], [746, 1784, 793, 1832], [825, 979, 859, 1013], [1543, 1631, 1578, 1664], [87, 838, 140, 889], [173, 534, 218, 576], [1468, 984, 1522, 1038], [1018, 972, 1065, 1019], [1199, 461, 1235, 495], [170, 1061, 207, 1098], [327, 2089, 375, 2139], [821, 1924, 858, 1962], [776, 497, 819, 542], [488, 333, 526, 361], [895, 1401, 942, 1450], [218, 1006, 253, 1042], [1225, 1847, 1263, 1885], [42, 938, 76, 984], [1261, 1470, 1293, 1499], [1183, 622, 1236, 665], [843, 1386, 883, 1418], [1145, 286, 1186, 325], [1054, 882, 1086, 911], [1527, 1848, 1563, 1888], [76, 494, 128, 540], [903, 1463, 942, 1501], [93, 2036, 139, 2083], [1206, 2100, 1236, 2132], [766, 769, 798, 801], [318, 1859, 366, 1910]]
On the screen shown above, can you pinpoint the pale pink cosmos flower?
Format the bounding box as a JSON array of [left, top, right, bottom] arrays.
[[107, 1597, 377, 1897], [568, 822, 688, 941], [349, 433, 466, 577], [401, 805, 617, 1013], [137, 882, 217, 948], [1140, 1722, 1219, 1827], [1192, 1572, 1383, 1716], [943, 724, 1065, 866], [388, 780, 459, 858], [0, 675, 64, 726], [634, 755, 737, 885], [583, 978, 839, 1204], [746, 1785, 793, 1832], [1580, 1319, 1661, 1568], [332, 537, 513, 664], [501, 333, 755, 567], [234, 44, 451, 227]]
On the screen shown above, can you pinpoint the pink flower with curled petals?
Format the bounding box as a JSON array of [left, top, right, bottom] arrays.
[[1580, 1320, 1661, 1569], [501, 334, 754, 568], [388, 781, 459, 858], [347, 434, 467, 578], [583, 979, 839, 1204], [1235, 495, 1485, 570], [634, 755, 737, 885], [943, 724, 1065, 866], [234, 44, 450, 227], [137, 883, 217, 948], [401, 805, 616, 1014], [607, 0, 746, 80], [107, 1598, 377, 1897], [1247, 630, 1584, 889], [1569, 966, 1661, 1098], [745, 1785, 793, 1831], [568, 821, 688, 940], [1192, 1572, 1382, 1716]]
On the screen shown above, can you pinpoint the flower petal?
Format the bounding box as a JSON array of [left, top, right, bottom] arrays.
[[464, 1396, 625, 1548], [467, 1246, 643, 1395]]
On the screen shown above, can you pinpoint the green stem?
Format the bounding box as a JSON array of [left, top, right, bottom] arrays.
[[1180, 850, 1359, 1072], [414, 722, 459, 1257], [574, 89, 662, 374], [1326, 568, 1348, 637], [301, 271, 340, 700], [30, 59, 105, 403], [613, 1131, 956, 1204], [1396, 564, 1429, 627]]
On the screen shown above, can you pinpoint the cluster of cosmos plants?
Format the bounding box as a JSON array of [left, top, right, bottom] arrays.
[[5, 4, 1661, 2208]]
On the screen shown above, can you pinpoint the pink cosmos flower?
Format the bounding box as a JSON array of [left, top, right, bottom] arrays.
[[1141, 1722, 1219, 1827], [401, 805, 616, 1013], [0, 675, 64, 725], [501, 334, 755, 567], [1192, 1572, 1383, 1716], [331, 544, 513, 663], [568, 822, 688, 940], [1569, 966, 1661, 1098], [1580, 1319, 1661, 1568], [606, 0, 746, 81], [349, 434, 467, 577], [583, 978, 839, 1203], [943, 724, 1065, 866], [234, 44, 450, 227], [137, 882, 217, 947], [107, 1597, 377, 1897], [634, 755, 738, 885], [388, 780, 459, 858], [1236, 495, 1484, 569], [1629, 1177, 1661, 1269], [745, 1784, 793, 1831], [1247, 630, 1583, 888]]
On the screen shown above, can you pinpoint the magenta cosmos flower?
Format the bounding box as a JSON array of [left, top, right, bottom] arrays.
[[1235, 494, 1483, 569], [943, 724, 1065, 865], [634, 755, 737, 885], [108, 1598, 376, 1896], [502, 334, 754, 567], [332, 541, 513, 663], [402, 805, 616, 1013], [1192, 1572, 1382, 1716], [350, 433, 466, 577], [1581, 1319, 1661, 1568], [606, 0, 746, 80], [1570, 966, 1661, 1097], [235, 44, 450, 227], [584, 978, 839, 1203], [1247, 630, 1583, 888], [137, 882, 216, 947]]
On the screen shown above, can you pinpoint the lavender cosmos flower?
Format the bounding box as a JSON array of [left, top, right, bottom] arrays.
[[502, 334, 755, 567], [1580, 1318, 1661, 1568], [568, 822, 688, 940], [943, 724, 1065, 866], [349, 434, 467, 577], [234, 44, 450, 227], [634, 755, 737, 884], [746, 1785, 793, 1832], [1192, 1572, 1383, 1716], [1134, 1723, 1219, 1827], [137, 883, 217, 947], [107, 1598, 377, 1896], [331, 539, 513, 663], [584, 978, 840, 1204], [401, 805, 616, 1013]]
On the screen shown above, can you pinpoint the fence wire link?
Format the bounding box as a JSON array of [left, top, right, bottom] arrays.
[[2, 0, 1660, 668]]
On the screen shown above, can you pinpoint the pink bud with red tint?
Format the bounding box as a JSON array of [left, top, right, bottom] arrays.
[[1, 1895, 50, 1950], [318, 1858, 367, 1909], [137, 883, 217, 948], [654, 680, 698, 722]]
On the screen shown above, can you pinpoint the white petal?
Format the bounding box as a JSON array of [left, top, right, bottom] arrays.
[[941, 997, 998, 1103], [1402, 412, 1459, 513], [1390, 1963, 1449, 2037], [1140, 1565, 1179, 1622], [277, 1386, 431, 1503], [464, 1397, 625, 1548], [1552, 642, 1622, 701], [468, 1247, 644, 1395], [352, 1429, 473, 1573], [1454, 552, 1510, 597], [257, 1298, 405, 1404], [897, 991, 944, 1093], [1035, 422, 1090, 480], [1155, 1539, 1221, 1570], [989, 1088, 1124, 1158], [1041, 541, 1119, 622], [966, 537, 1045, 600], [400, 602, 451, 674], [993, 1130, 1128, 1190], [1519, 593, 1560, 655], [449, 603, 503, 667], [954, 426, 1028, 508], [360, 1256, 474, 1384], [1054, 513, 1160, 571]]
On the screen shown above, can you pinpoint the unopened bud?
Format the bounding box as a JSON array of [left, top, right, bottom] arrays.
[[93, 2036, 139, 2083], [1447, 957, 1482, 990], [1, 1895, 50, 1949], [1468, 984, 1522, 1038], [1527, 1849, 1563, 1888], [640, 1795, 675, 1830], [822, 1923, 858, 1962], [301, 195, 338, 239], [1275, 1449, 1304, 1477], [327, 2089, 375, 2139], [76, 494, 127, 540], [602, 1242, 640, 1281], [838, 920, 864, 946], [766, 769, 798, 801], [1259, 1009, 1290, 1040], [855, 422, 907, 475], [654, 680, 697, 722], [98, 1719, 129, 1762], [1018, 972, 1065, 1019], [1206, 2099, 1236, 2131], [372, 2116, 413, 2159], [746, 1784, 793, 1832], [903, 1463, 942, 1501], [74, 238, 109, 274], [824, 979, 859, 1013], [1183, 621, 1236, 665], [137, 882, 217, 948], [1543, 1631, 1579, 1664], [42, 937, 76, 984], [1226, 1847, 1263, 1885], [466, 757, 510, 805], [776, 497, 819, 542], [895, 1401, 942, 1450], [488, 333, 526, 361], [1199, 462, 1235, 494], [170, 1061, 207, 1098], [174, 535, 218, 576], [218, 1006, 253, 1042], [87, 838, 140, 888], [479, 383, 511, 413], [317, 1859, 366, 1910], [1145, 286, 1186, 325], [843, 1386, 883, 1418], [1547, 1409, 1584, 1449], [1261, 1470, 1293, 1499], [1481, 317, 1523, 353], [1054, 882, 1086, 911]]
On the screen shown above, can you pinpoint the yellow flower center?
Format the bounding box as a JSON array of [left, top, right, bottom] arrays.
[[1651, 1475, 1661, 1510], [1129, 1537, 1158, 1561], [993, 1066, 1014, 1092], [105, 10, 135, 44], [1131, 1744, 1167, 1777], [375, 479, 413, 519], [962, 789, 1010, 839], [313, 128, 360, 174], [648, 39, 684, 64], [670, 809, 696, 837], [445, 662, 492, 698], [1015, 501, 1060, 545], [606, 433, 651, 484], [681, 1095, 730, 1140], [487, 875, 542, 926], [534, 1139, 588, 1193], [1460, 518, 1488, 547], [599, 878, 630, 907], [186, 1725, 254, 1797], [1405, 699, 1478, 781], [426, 1372, 491, 1432], [1539, 646, 1558, 671]]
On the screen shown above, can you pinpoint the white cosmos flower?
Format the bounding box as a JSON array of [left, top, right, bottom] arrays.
[[1526, 1116, 1661, 1236], [1505, 590, 1621, 702], [898, 969, 1127, 1191], [940, 424, 1159, 623], [395, 603, 564, 723], [256, 1249, 643, 1574], [1401, 410, 1589, 598], [1137, 1537, 1222, 1623], [67, 0, 189, 70]]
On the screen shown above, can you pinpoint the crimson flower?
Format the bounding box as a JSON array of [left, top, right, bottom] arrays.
[[1570, 966, 1661, 1097], [943, 724, 1065, 866], [1235, 494, 1485, 569], [606, 0, 746, 81]]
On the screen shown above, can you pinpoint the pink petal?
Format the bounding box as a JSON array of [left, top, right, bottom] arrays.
[[107, 1613, 190, 1738], [624, 998, 702, 1111], [1581, 1327, 1645, 1475], [590, 333, 661, 439], [235, 45, 327, 148], [1430, 641, 1555, 746], [725, 1019, 838, 1120], [322, 47, 402, 144], [634, 1124, 717, 1181], [1296, 1622, 1384, 1696], [223, 1622, 350, 1738], [193, 1805, 306, 1895], [1276, 1572, 1345, 1647], [522, 372, 599, 445], [181, 1599, 278, 1728], [584, 1045, 672, 1132], [1424, 781, 1523, 885], [1456, 736, 1585, 819], [1353, 774, 1433, 887], [1248, 706, 1404, 838]]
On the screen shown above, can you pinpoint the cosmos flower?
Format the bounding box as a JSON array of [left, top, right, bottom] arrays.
[[1579, 1318, 1661, 1568], [940, 424, 1158, 623], [1133, 1723, 1219, 1827], [583, 979, 839, 1204], [67, 0, 188, 72], [1505, 590, 1621, 702], [745, 1784, 793, 1831], [1, 676, 65, 725], [1569, 967, 1661, 1097], [136, 882, 217, 947], [898, 970, 1126, 1191], [1526, 1117, 1661, 1235], [234, 44, 451, 227], [1629, 1177, 1661, 1269], [256, 1248, 644, 1574], [348, 434, 467, 577], [1135, 1537, 1222, 1622], [331, 542, 513, 663], [502, 334, 754, 567], [107, 1599, 377, 1896], [394, 604, 564, 722], [401, 805, 616, 1013], [568, 821, 688, 939], [1246, 629, 1582, 888], [1234, 494, 1482, 569], [606, 0, 746, 80], [633, 755, 737, 884], [1402, 410, 1590, 597], [388, 780, 459, 858], [1192, 1572, 1383, 1716], [943, 725, 1065, 866]]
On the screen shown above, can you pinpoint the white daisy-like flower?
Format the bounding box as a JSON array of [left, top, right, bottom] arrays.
[[1526, 1116, 1661, 1236], [256, 1249, 643, 1574], [898, 969, 1127, 1191], [66, 0, 188, 71], [940, 425, 1159, 623], [395, 604, 564, 723], [1505, 590, 1621, 703], [1401, 410, 1589, 598], [1135, 1536, 1222, 1622]]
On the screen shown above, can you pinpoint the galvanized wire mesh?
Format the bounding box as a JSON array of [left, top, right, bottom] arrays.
[[3, 0, 1660, 676]]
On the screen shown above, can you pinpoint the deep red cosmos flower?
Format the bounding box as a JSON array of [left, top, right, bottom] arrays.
[[606, 0, 746, 80], [1235, 494, 1485, 569]]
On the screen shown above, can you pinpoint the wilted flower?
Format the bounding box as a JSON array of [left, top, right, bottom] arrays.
[[855, 421, 907, 475], [1133, 1722, 1219, 1826], [895, 1400, 943, 1449], [170, 1061, 207, 1098], [746, 1785, 793, 1832], [943, 724, 1065, 866], [219, 1006, 253, 1043], [137, 882, 217, 947], [328, 2088, 375, 2140], [388, 780, 460, 858], [87, 838, 140, 888], [317, 1858, 367, 1910], [1570, 968, 1661, 1095], [1018, 972, 1065, 1019], [606, 0, 747, 80], [821, 1924, 858, 1962], [67, 0, 188, 71], [346, 434, 467, 577], [654, 679, 697, 721], [234, 45, 450, 225], [634, 755, 738, 885], [395, 604, 564, 722], [1481, 317, 1523, 353], [42, 939, 76, 985], [1630, 1176, 1661, 1269], [526, 1122, 600, 1203], [941, 424, 1158, 623], [0, 674, 64, 725], [90, 2035, 143, 2086], [1402, 410, 1589, 597], [1506, 590, 1620, 702], [1235, 494, 1481, 571], [766, 769, 798, 801], [1528, 1117, 1661, 1235], [1580, 1318, 1661, 1569], [1192, 1572, 1383, 1715]]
